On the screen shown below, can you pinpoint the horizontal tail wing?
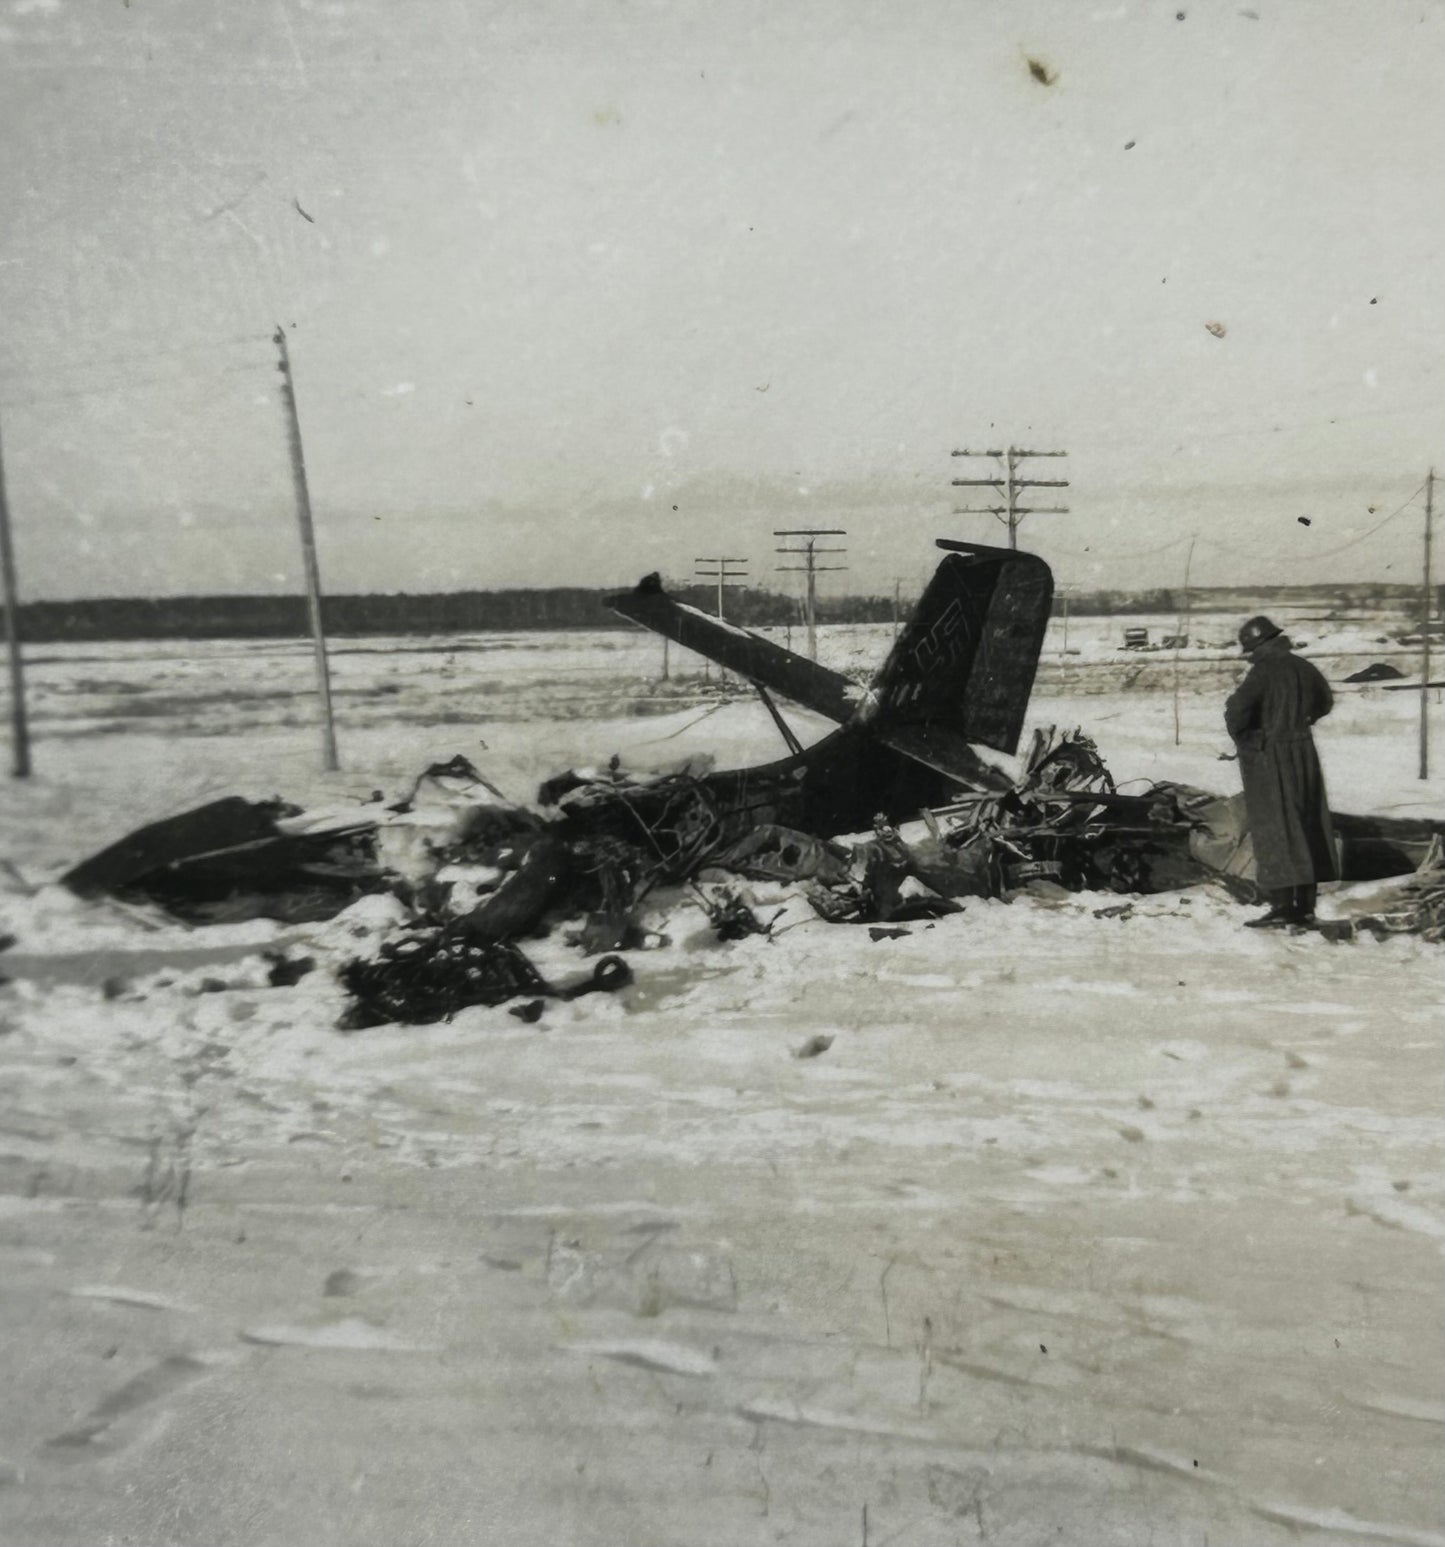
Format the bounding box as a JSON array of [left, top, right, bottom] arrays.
[[605, 574, 859, 722]]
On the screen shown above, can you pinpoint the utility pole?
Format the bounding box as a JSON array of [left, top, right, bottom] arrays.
[[273, 325, 339, 773], [951, 446, 1069, 549], [1421, 468, 1435, 781], [1172, 535, 1197, 748], [694, 556, 748, 686], [1051, 582, 1075, 658], [0, 418, 31, 777], [693, 556, 749, 622], [775, 528, 846, 661]]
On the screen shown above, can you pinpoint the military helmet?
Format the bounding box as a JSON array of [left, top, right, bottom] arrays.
[[1238, 615, 1283, 653]]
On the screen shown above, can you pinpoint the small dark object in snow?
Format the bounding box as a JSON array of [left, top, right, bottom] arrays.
[[338, 927, 551, 1029], [793, 1034, 834, 1059], [1298, 516, 1312, 526], [198, 976, 228, 994], [463, 834, 571, 943], [696, 885, 778, 941], [1344, 662, 1405, 683], [1093, 902, 1133, 921], [868, 926, 911, 941], [509, 998, 546, 1023], [338, 929, 629, 1029], [570, 909, 653, 956], [555, 955, 632, 1000], [101, 975, 129, 1000], [265, 952, 315, 987], [387, 754, 506, 814]]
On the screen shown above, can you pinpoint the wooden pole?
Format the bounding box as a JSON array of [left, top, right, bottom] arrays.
[[1421, 468, 1434, 781], [1005, 447, 1018, 550], [0, 420, 31, 778], [273, 325, 339, 772], [805, 537, 817, 661], [1172, 535, 1196, 747]]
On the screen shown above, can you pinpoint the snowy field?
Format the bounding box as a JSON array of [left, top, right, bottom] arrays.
[[0, 618, 1441, 1547]]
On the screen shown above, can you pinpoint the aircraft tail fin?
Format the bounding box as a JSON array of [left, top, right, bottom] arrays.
[[860, 542, 1052, 758]]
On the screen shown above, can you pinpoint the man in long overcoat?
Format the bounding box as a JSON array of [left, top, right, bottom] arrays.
[[1224, 615, 1337, 927]]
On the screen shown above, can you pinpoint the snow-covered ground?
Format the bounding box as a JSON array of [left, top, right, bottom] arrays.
[[0, 624, 1441, 1547]]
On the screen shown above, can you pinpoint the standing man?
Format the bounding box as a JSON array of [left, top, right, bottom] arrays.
[[1224, 616, 1338, 928]]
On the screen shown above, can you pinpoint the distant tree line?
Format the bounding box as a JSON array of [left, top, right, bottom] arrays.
[[8, 585, 898, 643], [6, 580, 1424, 643], [1063, 583, 1422, 616]]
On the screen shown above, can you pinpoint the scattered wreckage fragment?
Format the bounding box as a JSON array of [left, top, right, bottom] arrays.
[[60, 794, 384, 925], [337, 928, 631, 1030]]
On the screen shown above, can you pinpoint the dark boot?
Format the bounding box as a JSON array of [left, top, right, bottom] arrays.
[[1292, 884, 1318, 924], [1244, 887, 1295, 929]]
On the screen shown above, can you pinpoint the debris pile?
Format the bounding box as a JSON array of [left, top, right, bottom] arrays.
[[1337, 837, 1445, 944], [41, 541, 1445, 1027], [45, 715, 1445, 1032]]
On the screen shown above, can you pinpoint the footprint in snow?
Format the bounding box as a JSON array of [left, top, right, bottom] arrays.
[[564, 1340, 717, 1377], [45, 1352, 230, 1456], [239, 1318, 432, 1351]]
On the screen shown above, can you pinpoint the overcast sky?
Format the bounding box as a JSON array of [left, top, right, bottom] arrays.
[[1, 0, 1442, 600]]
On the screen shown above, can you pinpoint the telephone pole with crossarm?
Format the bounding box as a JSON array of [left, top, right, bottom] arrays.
[[951, 446, 1069, 549], [774, 528, 846, 661]]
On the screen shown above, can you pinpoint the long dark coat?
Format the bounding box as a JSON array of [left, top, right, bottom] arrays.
[[1224, 637, 1338, 889]]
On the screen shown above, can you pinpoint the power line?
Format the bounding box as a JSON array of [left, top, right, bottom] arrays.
[[1191, 481, 1429, 564], [1254, 482, 1429, 561], [1037, 481, 1429, 569]]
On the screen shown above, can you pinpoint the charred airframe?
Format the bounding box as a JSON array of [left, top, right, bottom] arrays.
[[554, 538, 1044, 858]]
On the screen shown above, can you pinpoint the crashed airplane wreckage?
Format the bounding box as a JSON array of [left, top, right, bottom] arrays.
[[56, 541, 1445, 1025]]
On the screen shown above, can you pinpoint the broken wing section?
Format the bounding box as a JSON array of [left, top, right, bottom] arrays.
[[859, 542, 1053, 758], [605, 573, 859, 722]]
